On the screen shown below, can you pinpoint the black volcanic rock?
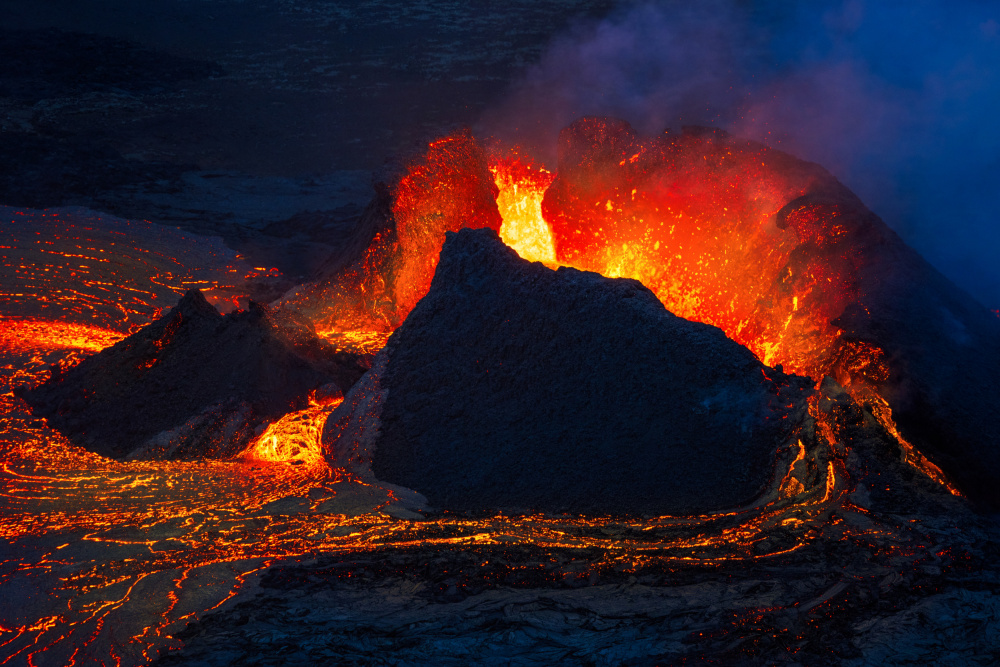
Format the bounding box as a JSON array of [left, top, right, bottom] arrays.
[[19, 289, 369, 460], [327, 228, 812, 515]]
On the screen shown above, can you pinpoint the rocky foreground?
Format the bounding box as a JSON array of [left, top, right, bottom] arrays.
[[154, 526, 1000, 667]]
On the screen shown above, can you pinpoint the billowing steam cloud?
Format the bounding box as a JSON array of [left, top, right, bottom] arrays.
[[479, 0, 1000, 308]]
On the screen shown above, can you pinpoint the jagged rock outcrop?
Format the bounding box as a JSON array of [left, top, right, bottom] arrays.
[[19, 289, 369, 460], [325, 227, 812, 515]]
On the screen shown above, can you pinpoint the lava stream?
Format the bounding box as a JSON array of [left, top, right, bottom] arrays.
[[0, 127, 966, 665], [1, 322, 853, 665]]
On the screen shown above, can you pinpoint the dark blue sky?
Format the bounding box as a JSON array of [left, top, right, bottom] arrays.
[[483, 0, 1000, 308]]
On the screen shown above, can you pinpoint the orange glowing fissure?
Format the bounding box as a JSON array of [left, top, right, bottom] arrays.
[[0, 137, 956, 664]]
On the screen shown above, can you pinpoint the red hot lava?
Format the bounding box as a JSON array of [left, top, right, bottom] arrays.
[[283, 129, 501, 334], [290, 117, 1000, 503], [2, 117, 997, 666]]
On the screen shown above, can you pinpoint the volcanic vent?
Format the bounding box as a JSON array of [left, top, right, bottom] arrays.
[[15, 116, 999, 509], [5, 117, 1000, 667], [286, 116, 1000, 509]]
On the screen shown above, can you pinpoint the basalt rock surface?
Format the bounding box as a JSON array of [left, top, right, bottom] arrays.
[[19, 289, 369, 460], [326, 227, 812, 515]]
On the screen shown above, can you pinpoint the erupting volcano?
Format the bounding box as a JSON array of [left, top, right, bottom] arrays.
[[286, 117, 997, 508], [3, 117, 1000, 665]]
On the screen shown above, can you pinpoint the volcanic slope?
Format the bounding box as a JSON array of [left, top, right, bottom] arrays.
[[326, 227, 813, 515], [19, 289, 368, 460]]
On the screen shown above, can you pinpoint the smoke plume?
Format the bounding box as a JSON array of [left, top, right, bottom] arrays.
[[479, 0, 1000, 308]]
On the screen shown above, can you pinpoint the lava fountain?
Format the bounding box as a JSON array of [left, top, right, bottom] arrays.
[[289, 117, 994, 505]]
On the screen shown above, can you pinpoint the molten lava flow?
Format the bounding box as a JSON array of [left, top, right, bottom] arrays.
[[490, 152, 557, 264], [237, 391, 343, 467], [315, 329, 393, 356], [0, 319, 126, 354], [846, 382, 963, 496], [0, 207, 253, 332]]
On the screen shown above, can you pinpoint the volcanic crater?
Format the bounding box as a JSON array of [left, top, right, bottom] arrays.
[[3, 113, 1000, 666]]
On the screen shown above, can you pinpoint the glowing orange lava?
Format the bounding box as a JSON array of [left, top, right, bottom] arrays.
[[237, 392, 343, 466], [490, 152, 557, 264], [0, 319, 126, 354], [286, 129, 502, 334], [0, 128, 965, 665], [488, 124, 959, 496]]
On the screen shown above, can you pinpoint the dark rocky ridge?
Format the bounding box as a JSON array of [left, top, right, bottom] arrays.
[[331, 227, 813, 515], [18, 289, 369, 460]]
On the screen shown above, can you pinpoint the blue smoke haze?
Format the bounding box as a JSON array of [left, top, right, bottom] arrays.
[[481, 0, 1000, 308]]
